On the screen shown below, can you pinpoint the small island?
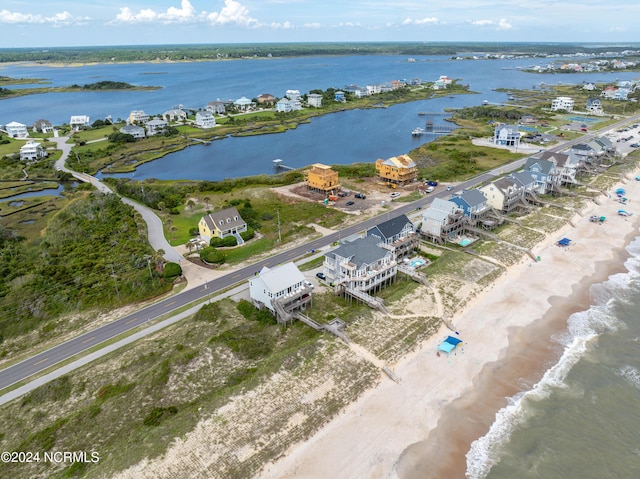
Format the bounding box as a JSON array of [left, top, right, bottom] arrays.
[[0, 79, 160, 99]]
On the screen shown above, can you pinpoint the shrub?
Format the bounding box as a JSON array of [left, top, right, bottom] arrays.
[[200, 247, 225, 264], [143, 406, 178, 427], [209, 236, 237, 247], [240, 227, 255, 241], [163, 262, 182, 279]]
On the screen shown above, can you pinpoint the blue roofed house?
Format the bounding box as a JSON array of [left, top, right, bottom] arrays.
[[450, 189, 489, 224], [523, 157, 557, 194], [534, 151, 579, 186], [366, 214, 417, 259]]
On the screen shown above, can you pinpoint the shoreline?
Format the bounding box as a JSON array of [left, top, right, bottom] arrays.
[[258, 170, 640, 479]]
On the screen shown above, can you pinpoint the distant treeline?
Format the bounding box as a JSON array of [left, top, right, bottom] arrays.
[[71, 81, 135, 90], [0, 42, 638, 64]]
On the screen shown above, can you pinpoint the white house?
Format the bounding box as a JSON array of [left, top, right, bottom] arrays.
[[195, 111, 216, 128], [249, 262, 312, 322], [5, 121, 28, 138], [234, 97, 254, 111], [19, 140, 46, 161], [145, 118, 168, 136], [162, 109, 187, 122], [493, 124, 521, 147], [366, 84, 382, 95], [69, 115, 90, 130], [32, 119, 54, 134], [128, 110, 149, 125], [120, 124, 145, 139], [285, 89, 301, 100], [307, 93, 323, 107], [421, 197, 466, 243], [206, 101, 226, 115], [551, 97, 574, 111]]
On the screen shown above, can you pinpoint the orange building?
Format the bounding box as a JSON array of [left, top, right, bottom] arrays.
[[375, 154, 418, 186], [304, 163, 340, 194]]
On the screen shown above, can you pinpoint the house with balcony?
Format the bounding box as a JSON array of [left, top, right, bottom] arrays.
[[128, 110, 149, 125], [145, 117, 168, 136], [534, 151, 580, 186], [524, 157, 557, 193], [304, 163, 340, 194], [375, 154, 418, 186], [323, 236, 397, 294], [366, 214, 417, 259], [480, 177, 527, 214], [162, 109, 187, 122], [19, 140, 46, 161], [195, 111, 216, 128], [366, 85, 381, 96], [307, 93, 323, 107], [206, 101, 227, 115], [586, 97, 603, 114], [69, 115, 90, 131], [198, 206, 247, 244], [120, 124, 145, 139], [450, 189, 490, 225], [4, 121, 28, 138], [32, 119, 54, 134], [233, 97, 254, 111], [276, 98, 301, 112], [493, 124, 521, 147], [432, 75, 453, 90], [421, 198, 466, 244], [551, 97, 574, 111], [285, 89, 301, 101], [249, 262, 312, 324]]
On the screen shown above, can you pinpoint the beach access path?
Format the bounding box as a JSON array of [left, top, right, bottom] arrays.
[[258, 171, 640, 479]]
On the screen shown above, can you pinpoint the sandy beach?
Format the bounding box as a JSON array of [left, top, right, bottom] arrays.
[[258, 171, 640, 479]]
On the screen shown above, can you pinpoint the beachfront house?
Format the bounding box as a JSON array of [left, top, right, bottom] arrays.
[[128, 110, 149, 125], [535, 151, 579, 186], [450, 190, 490, 224], [276, 98, 301, 112], [493, 124, 521, 147], [162, 109, 187, 122], [4, 121, 28, 138], [421, 198, 466, 244], [257, 93, 276, 106], [551, 97, 574, 111], [234, 97, 255, 111], [285, 90, 301, 101], [120, 124, 145, 139], [366, 214, 417, 259], [198, 206, 247, 244], [32, 119, 54, 134], [375, 154, 418, 186], [145, 118, 168, 136], [304, 163, 340, 194], [510, 171, 537, 193], [19, 140, 46, 161], [432, 75, 453, 90], [480, 176, 528, 214], [195, 111, 216, 128], [69, 115, 90, 131], [249, 262, 312, 324], [307, 93, 323, 108], [206, 101, 226, 115], [523, 157, 557, 194], [323, 236, 397, 294]]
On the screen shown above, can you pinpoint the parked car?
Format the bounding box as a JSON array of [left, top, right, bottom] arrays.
[[337, 192, 347, 197], [427, 181, 438, 186], [346, 201, 355, 206], [390, 192, 401, 199], [354, 193, 366, 199], [425, 186, 435, 193], [446, 185, 454, 191], [316, 272, 326, 280]]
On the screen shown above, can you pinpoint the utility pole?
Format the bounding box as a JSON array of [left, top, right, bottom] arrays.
[[277, 210, 281, 242]]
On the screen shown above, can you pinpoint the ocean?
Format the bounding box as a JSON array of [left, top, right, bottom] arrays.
[[467, 237, 640, 478]]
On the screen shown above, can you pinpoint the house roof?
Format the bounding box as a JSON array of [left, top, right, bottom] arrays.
[[257, 263, 305, 293], [121, 124, 144, 134], [196, 111, 214, 118], [368, 214, 413, 240], [203, 207, 246, 232], [146, 118, 167, 126], [328, 236, 389, 267], [6, 121, 26, 127], [510, 171, 535, 187], [430, 197, 461, 214], [379, 154, 416, 169], [524, 157, 554, 174], [536, 151, 569, 167], [492, 177, 519, 193], [424, 208, 450, 222], [453, 189, 487, 207]]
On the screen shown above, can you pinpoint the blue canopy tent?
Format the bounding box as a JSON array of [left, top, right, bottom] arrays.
[[438, 335, 463, 354], [557, 237, 571, 247]]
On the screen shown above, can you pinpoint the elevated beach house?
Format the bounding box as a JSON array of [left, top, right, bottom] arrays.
[[421, 198, 466, 244], [534, 151, 579, 186], [128, 110, 149, 125], [198, 207, 247, 244], [375, 154, 418, 187], [450, 190, 490, 225], [69, 115, 90, 130], [249, 262, 312, 324], [523, 157, 557, 194], [32, 119, 54, 134], [480, 176, 527, 215], [120, 124, 145, 139], [366, 214, 417, 259], [307, 93, 323, 108], [162, 109, 187, 122], [195, 111, 216, 128], [304, 163, 340, 194], [20, 140, 46, 161], [551, 97, 574, 111], [4, 121, 28, 138], [493, 124, 521, 147], [323, 236, 397, 295], [145, 118, 168, 136]]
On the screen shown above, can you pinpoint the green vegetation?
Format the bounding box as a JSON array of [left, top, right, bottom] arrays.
[[0, 81, 159, 100]]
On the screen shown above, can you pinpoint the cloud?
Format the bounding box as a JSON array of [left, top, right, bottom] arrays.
[[471, 18, 513, 30], [270, 21, 294, 29], [207, 0, 257, 26], [115, 0, 197, 24], [402, 17, 439, 26], [0, 9, 88, 25], [304, 22, 322, 29]]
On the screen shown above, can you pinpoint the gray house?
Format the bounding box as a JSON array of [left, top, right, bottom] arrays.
[[366, 214, 417, 258], [524, 157, 556, 193]]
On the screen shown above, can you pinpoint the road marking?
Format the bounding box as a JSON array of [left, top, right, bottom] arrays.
[[126, 317, 138, 324], [232, 273, 241, 278], [82, 336, 96, 344], [34, 357, 49, 366], [165, 301, 176, 306]]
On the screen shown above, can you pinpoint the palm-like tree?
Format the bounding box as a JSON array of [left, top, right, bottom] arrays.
[[203, 196, 211, 209]]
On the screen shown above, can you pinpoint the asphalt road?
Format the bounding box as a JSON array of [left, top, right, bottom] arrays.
[[3, 114, 639, 392]]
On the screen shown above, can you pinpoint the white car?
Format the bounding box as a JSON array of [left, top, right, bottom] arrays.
[[390, 192, 401, 199], [446, 185, 454, 191], [425, 186, 435, 193]]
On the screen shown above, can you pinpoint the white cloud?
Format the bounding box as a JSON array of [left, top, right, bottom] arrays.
[[0, 9, 88, 25], [402, 17, 439, 26], [471, 19, 493, 26], [470, 18, 512, 30], [497, 18, 512, 30], [207, 0, 257, 26], [304, 22, 322, 29], [115, 0, 197, 24], [270, 21, 294, 29]]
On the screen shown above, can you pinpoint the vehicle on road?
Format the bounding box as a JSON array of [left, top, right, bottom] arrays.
[[346, 201, 355, 206], [446, 185, 454, 191], [354, 193, 366, 199], [316, 272, 326, 280], [390, 192, 401, 199], [425, 186, 435, 193]]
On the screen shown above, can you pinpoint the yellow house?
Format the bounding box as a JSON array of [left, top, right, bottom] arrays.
[[303, 163, 340, 193], [375, 154, 418, 186], [198, 206, 247, 243]]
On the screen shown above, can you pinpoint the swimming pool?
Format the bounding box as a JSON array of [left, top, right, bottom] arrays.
[[410, 259, 425, 268], [460, 239, 473, 247]]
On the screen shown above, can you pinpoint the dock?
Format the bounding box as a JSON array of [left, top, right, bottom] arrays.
[[273, 159, 295, 171]]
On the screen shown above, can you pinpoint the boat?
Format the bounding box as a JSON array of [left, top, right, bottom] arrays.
[[618, 209, 631, 217], [412, 128, 425, 136], [482, 100, 489, 106], [508, 95, 515, 101]]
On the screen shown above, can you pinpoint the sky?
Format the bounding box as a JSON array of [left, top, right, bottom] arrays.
[[1, 0, 639, 48]]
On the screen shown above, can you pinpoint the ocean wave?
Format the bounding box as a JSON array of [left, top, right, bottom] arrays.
[[617, 365, 640, 390], [465, 243, 640, 479]]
